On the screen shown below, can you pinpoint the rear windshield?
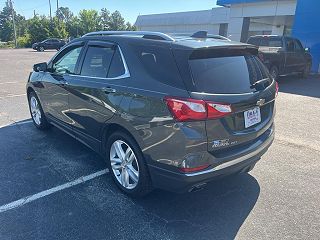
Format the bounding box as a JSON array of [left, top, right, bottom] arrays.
[[189, 53, 270, 94], [248, 37, 283, 47]]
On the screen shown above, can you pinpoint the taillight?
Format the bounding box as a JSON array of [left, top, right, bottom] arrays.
[[275, 81, 279, 97], [164, 97, 232, 121], [207, 102, 232, 120], [164, 97, 206, 121]]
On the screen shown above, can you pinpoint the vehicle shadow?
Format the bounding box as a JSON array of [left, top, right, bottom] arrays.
[[278, 75, 320, 98], [133, 173, 260, 239], [0, 120, 106, 204], [0, 120, 260, 239]]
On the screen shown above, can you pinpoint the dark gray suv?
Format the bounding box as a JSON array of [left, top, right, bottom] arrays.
[[27, 31, 277, 196]]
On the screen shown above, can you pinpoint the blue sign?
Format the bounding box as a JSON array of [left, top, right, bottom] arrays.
[[217, 0, 270, 5], [292, 0, 320, 72]]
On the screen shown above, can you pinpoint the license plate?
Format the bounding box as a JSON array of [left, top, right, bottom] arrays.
[[244, 107, 261, 128]]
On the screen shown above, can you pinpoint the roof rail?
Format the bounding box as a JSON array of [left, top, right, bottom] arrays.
[[83, 31, 175, 41]]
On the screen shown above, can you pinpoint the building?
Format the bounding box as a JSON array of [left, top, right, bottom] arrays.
[[135, 0, 320, 73]]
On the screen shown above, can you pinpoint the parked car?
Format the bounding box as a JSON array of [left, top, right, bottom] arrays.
[[27, 31, 277, 196], [32, 38, 66, 52], [247, 35, 312, 80]]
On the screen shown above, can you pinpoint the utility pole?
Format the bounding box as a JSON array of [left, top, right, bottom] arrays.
[[8, 0, 17, 48], [49, 0, 52, 21], [56, 0, 59, 22]]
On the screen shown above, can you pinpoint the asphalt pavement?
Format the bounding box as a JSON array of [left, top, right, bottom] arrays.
[[0, 49, 319, 240]]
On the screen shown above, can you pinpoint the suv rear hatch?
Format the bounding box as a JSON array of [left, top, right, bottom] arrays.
[[173, 45, 277, 157]]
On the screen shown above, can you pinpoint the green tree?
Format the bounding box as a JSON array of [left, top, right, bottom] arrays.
[[66, 16, 80, 38], [125, 22, 136, 31], [27, 15, 50, 44], [0, 1, 28, 44], [56, 7, 73, 23], [0, 1, 13, 42], [100, 8, 111, 30], [50, 17, 68, 39], [109, 10, 125, 31], [1, 5, 135, 46], [78, 9, 100, 35]]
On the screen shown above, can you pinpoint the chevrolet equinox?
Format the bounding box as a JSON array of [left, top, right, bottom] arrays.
[[27, 31, 277, 196]]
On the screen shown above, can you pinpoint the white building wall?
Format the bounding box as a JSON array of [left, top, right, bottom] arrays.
[[135, 8, 229, 34], [137, 24, 220, 34], [272, 25, 285, 35], [135, 0, 296, 42], [228, 0, 296, 41]]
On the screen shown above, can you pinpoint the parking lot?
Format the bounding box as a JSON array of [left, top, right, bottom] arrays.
[[0, 48, 319, 240]]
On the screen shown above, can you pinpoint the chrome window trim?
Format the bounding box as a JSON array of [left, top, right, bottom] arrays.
[[116, 45, 131, 79]]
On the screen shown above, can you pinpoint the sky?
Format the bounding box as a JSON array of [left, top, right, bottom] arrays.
[[0, 0, 218, 24]]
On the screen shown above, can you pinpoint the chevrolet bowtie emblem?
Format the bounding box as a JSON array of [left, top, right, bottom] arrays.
[[257, 99, 266, 106]]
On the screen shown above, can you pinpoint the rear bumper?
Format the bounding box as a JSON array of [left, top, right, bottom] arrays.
[[148, 125, 274, 193]]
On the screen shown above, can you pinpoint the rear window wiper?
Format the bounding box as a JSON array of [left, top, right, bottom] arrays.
[[250, 78, 270, 90]]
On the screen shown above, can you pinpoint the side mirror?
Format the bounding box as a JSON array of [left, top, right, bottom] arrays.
[[305, 47, 310, 52], [33, 62, 47, 72]]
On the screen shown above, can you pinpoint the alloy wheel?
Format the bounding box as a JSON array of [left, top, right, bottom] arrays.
[[30, 96, 41, 125], [110, 140, 139, 189]]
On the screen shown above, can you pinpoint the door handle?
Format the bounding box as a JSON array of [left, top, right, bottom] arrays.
[[103, 87, 116, 94]]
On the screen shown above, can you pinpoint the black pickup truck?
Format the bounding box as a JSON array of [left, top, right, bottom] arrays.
[[247, 35, 312, 80]]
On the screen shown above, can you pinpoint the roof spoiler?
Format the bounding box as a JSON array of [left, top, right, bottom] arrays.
[[189, 45, 259, 59], [191, 31, 231, 41], [191, 31, 208, 38]]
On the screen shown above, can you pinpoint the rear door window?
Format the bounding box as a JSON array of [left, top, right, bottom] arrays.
[[189, 53, 270, 94], [81, 46, 114, 78]]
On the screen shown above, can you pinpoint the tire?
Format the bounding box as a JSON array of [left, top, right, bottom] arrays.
[[302, 63, 311, 79], [106, 131, 153, 197], [28, 91, 51, 130], [269, 65, 279, 81], [39, 46, 45, 52]]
